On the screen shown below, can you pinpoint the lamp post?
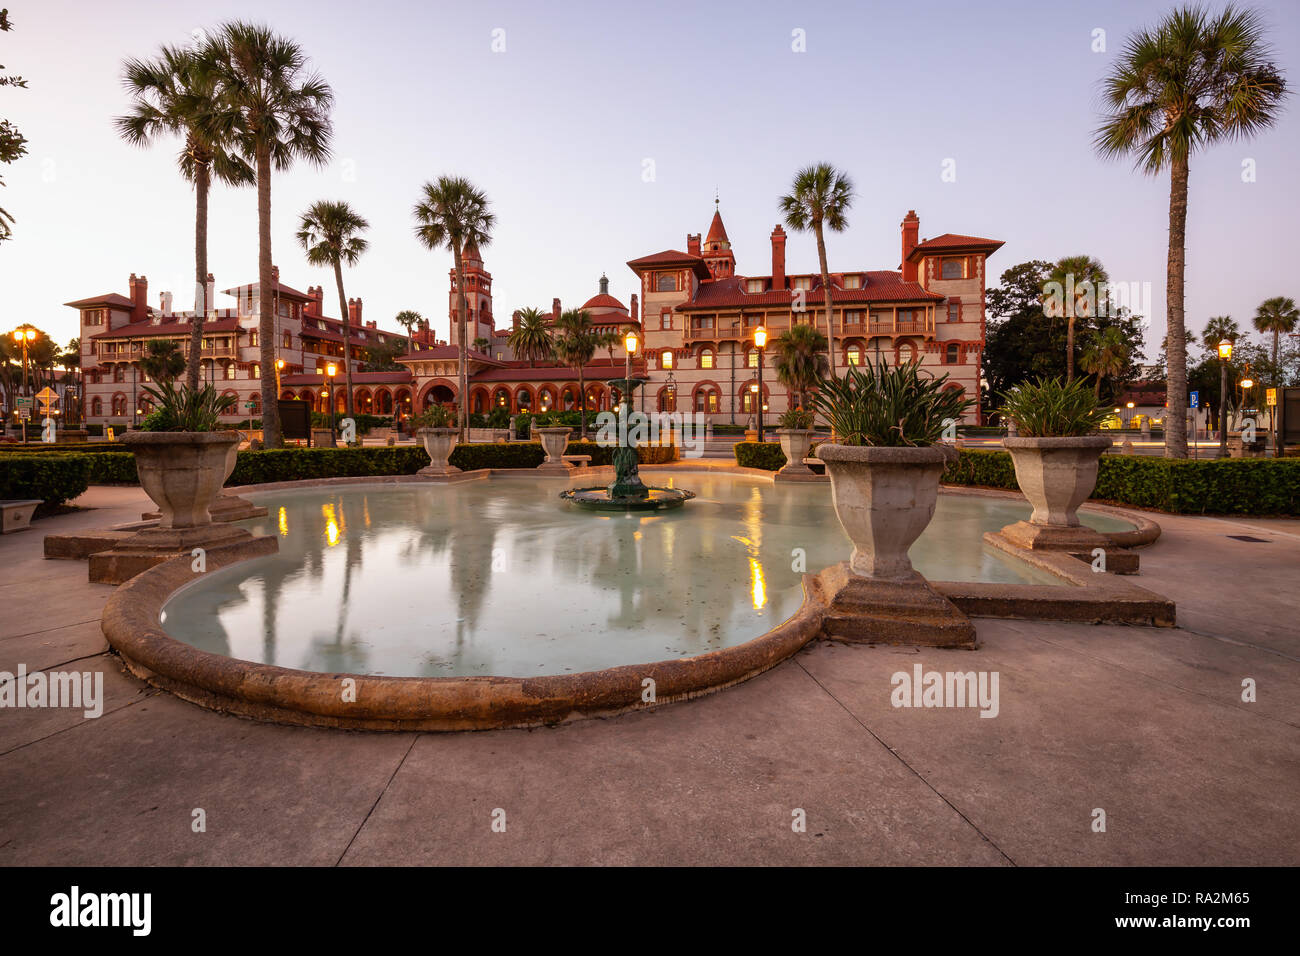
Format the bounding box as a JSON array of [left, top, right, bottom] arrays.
[[11, 326, 36, 442], [623, 329, 638, 410], [1126, 401, 1135, 429], [753, 325, 767, 441], [1217, 339, 1232, 457], [326, 362, 337, 443], [275, 358, 285, 395]]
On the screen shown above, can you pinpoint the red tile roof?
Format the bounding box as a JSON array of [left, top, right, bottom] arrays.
[[89, 315, 243, 339], [908, 233, 1005, 258], [469, 361, 641, 383], [282, 371, 415, 386], [705, 209, 729, 244], [625, 249, 713, 279], [64, 293, 137, 310], [397, 345, 498, 363], [580, 293, 627, 312], [221, 279, 313, 301], [676, 271, 944, 311]]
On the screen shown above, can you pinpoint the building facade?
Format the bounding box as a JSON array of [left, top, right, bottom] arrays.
[[66, 205, 1001, 429]]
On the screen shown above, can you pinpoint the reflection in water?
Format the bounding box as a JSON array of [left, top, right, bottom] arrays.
[[163, 476, 1122, 679]]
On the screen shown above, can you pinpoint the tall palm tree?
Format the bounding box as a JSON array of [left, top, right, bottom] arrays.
[[553, 308, 598, 440], [1253, 296, 1298, 387], [413, 176, 495, 438], [140, 339, 187, 384], [116, 42, 253, 392], [296, 200, 369, 420], [1044, 255, 1109, 381], [778, 163, 854, 380], [394, 309, 423, 354], [771, 323, 829, 408], [1079, 326, 1130, 400], [1095, 4, 1288, 457], [200, 21, 333, 447], [507, 307, 553, 367]]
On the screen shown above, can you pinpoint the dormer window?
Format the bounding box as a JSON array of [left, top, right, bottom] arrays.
[[791, 276, 812, 291], [843, 274, 862, 289], [746, 278, 765, 294]]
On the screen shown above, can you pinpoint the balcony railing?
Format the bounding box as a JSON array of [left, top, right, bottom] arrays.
[[96, 344, 239, 361]]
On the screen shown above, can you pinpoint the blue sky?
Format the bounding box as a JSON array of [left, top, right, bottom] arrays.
[[3, 0, 1297, 359]]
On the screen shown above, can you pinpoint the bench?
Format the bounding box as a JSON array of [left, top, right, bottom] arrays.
[[562, 454, 592, 469], [0, 499, 42, 534]]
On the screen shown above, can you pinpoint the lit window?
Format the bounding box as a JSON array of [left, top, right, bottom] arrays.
[[700, 350, 714, 369], [283, 332, 292, 348], [252, 363, 260, 378], [661, 351, 673, 369], [224, 364, 235, 380], [941, 259, 964, 280], [847, 345, 861, 366], [747, 350, 758, 368]]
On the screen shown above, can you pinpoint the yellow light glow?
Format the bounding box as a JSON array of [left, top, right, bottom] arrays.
[[1218, 339, 1233, 360], [276, 359, 285, 369], [277, 506, 289, 537], [624, 331, 638, 354], [753, 325, 768, 348], [326, 363, 337, 377], [322, 503, 340, 546], [749, 557, 767, 610], [1241, 378, 1254, 389], [1126, 402, 1135, 409], [750, 383, 759, 393]]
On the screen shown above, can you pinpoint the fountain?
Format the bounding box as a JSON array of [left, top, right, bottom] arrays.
[[559, 377, 695, 511]]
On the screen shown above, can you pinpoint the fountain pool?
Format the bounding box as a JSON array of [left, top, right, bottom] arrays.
[[158, 474, 1135, 679]]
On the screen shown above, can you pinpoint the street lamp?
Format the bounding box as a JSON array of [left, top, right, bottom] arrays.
[[623, 329, 638, 410], [275, 358, 285, 395], [11, 326, 37, 442], [326, 362, 338, 443], [1126, 401, 1135, 429], [753, 325, 767, 441], [1217, 339, 1233, 457]]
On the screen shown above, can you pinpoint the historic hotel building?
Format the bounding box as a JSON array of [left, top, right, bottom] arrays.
[[66, 206, 1000, 428]]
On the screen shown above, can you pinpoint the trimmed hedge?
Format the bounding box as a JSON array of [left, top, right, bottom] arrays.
[[734, 441, 788, 471], [734, 444, 1299, 515], [0, 453, 92, 512]]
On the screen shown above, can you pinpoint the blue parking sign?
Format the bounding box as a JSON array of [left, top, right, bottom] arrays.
[[1190, 390, 1199, 409]]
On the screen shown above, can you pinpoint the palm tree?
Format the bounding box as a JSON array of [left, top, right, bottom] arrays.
[[296, 200, 368, 420], [508, 307, 553, 367], [394, 309, 423, 354], [472, 336, 490, 354], [1200, 315, 1241, 353], [413, 176, 495, 438], [200, 21, 333, 447], [116, 42, 253, 392], [778, 163, 854, 380], [1095, 5, 1288, 457], [553, 309, 599, 439], [140, 339, 186, 384], [1079, 326, 1130, 400], [771, 323, 829, 408], [1044, 255, 1109, 381], [1253, 296, 1299, 388]]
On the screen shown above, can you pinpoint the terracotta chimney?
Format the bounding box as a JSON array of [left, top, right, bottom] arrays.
[[348, 297, 363, 326], [770, 225, 787, 290], [901, 210, 920, 282], [512, 309, 522, 332], [128, 273, 148, 322], [630, 293, 639, 323], [552, 297, 561, 321], [205, 273, 216, 315], [686, 233, 702, 257]]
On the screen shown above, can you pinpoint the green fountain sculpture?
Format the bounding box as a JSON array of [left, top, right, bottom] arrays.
[[560, 377, 694, 512]]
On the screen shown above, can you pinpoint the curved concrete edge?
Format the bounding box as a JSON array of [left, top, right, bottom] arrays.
[[101, 544, 825, 732]]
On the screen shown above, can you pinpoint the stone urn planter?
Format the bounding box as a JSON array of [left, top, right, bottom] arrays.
[[418, 427, 461, 477], [817, 444, 953, 580], [535, 426, 573, 474], [1000, 435, 1113, 551], [775, 428, 816, 478], [815, 443, 972, 647], [122, 431, 241, 529]]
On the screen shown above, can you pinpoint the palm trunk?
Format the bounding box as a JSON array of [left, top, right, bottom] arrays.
[[814, 222, 837, 379], [334, 259, 354, 422], [1094, 376, 1102, 401], [1164, 154, 1190, 458], [453, 246, 468, 441], [1066, 316, 1075, 382], [256, 142, 280, 447], [189, 157, 209, 392]]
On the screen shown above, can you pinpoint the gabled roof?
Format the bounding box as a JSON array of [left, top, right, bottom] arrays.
[[64, 293, 136, 310], [220, 279, 314, 302], [89, 315, 243, 339], [625, 249, 713, 279], [907, 233, 1004, 260], [282, 370, 415, 386], [676, 271, 944, 311]]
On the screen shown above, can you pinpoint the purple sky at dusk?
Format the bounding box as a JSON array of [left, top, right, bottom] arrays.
[[3, 0, 1297, 360]]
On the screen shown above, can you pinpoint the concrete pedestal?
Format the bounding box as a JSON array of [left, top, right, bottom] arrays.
[[816, 563, 976, 649]]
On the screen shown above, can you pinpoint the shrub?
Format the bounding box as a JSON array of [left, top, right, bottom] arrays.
[[141, 382, 237, 431], [811, 356, 970, 446], [777, 408, 815, 430], [411, 404, 454, 428], [734, 441, 787, 470], [86, 453, 139, 484], [0, 453, 92, 511], [1000, 377, 1108, 437], [941, 449, 1019, 489]]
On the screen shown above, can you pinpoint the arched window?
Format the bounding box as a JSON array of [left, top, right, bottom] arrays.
[[660, 350, 673, 370], [846, 344, 862, 366], [699, 348, 715, 370], [695, 387, 719, 413], [91, 396, 103, 418], [945, 343, 960, 364], [283, 331, 292, 348]]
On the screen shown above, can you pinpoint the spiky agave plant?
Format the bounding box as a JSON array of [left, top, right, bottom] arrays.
[[811, 356, 971, 446], [141, 382, 237, 432], [999, 376, 1108, 437]]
